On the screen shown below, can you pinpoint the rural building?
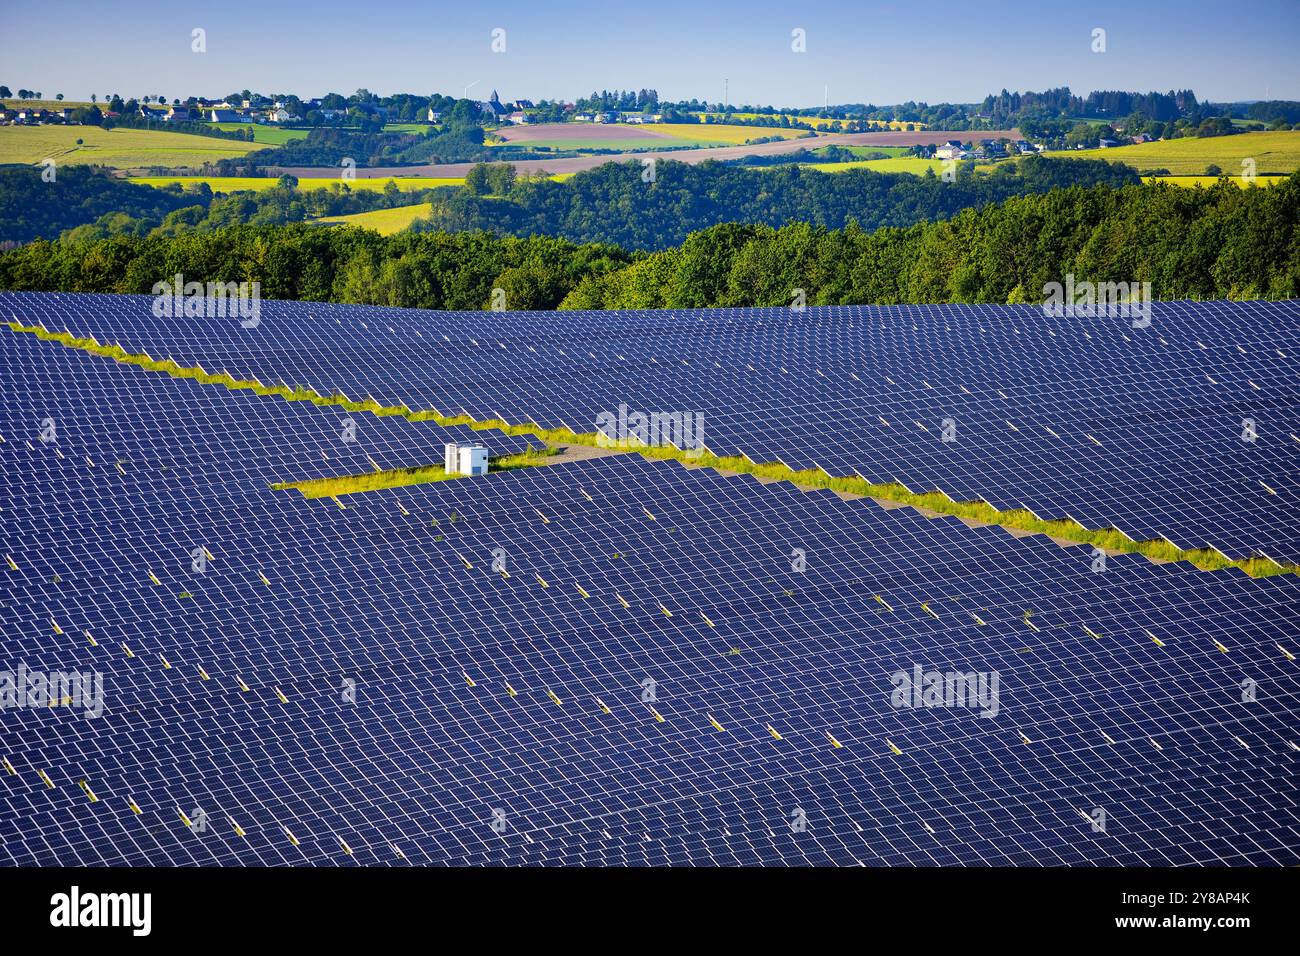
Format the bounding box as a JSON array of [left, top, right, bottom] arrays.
[[427, 108, 442, 122], [934, 140, 966, 160], [477, 90, 510, 120], [444, 442, 490, 477], [1098, 138, 1120, 148], [166, 107, 195, 122], [208, 108, 249, 123]]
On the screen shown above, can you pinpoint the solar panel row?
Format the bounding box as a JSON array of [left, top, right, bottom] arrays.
[[7, 292, 1296, 563], [2, 315, 1297, 866]]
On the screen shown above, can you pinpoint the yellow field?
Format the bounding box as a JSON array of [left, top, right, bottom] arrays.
[[317, 203, 435, 234], [1045, 131, 1300, 176], [1144, 175, 1287, 188], [0, 124, 257, 167], [811, 156, 949, 175], [654, 123, 809, 145], [128, 175, 467, 192]]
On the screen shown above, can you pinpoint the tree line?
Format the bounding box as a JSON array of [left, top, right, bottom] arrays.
[[410, 155, 1140, 250], [2, 173, 1295, 309]]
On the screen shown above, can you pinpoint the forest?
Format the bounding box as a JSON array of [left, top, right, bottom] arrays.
[[3, 172, 1295, 309]]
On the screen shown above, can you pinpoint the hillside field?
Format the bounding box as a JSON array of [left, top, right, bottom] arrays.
[[317, 202, 436, 234], [0, 124, 257, 167], [810, 156, 949, 175], [702, 112, 926, 131], [211, 122, 308, 145], [1143, 175, 1286, 188], [654, 123, 809, 145], [1044, 131, 1300, 175]]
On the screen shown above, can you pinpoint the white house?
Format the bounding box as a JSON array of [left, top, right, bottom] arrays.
[[427, 108, 442, 122], [934, 140, 966, 160]]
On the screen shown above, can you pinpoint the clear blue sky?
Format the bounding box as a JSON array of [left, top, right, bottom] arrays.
[[3, 0, 1297, 106]]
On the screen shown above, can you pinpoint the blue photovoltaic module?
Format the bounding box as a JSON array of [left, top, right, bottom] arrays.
[[0, 297, 1297, 867], [6, 291, 1296, 563]]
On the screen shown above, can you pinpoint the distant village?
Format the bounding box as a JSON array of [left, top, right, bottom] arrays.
[[0, 89, 662, 128]]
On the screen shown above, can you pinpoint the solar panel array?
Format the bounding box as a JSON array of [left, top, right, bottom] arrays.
[[7, 292, 1296, 564], [2, 312, 1298, 866]]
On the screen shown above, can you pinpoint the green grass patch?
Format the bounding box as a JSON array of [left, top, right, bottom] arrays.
[[316, 202, 435, 235], [0, 124, 258, 167], [211, 122, 309, 145], [8, 322, 1291, 578], [270, 446, 557, 499]]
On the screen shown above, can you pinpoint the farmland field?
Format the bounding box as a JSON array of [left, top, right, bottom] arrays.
[[1143, 174, 1287, 188], [317, 202, 435, 234], [810, 144, 911, 158], [492, 123, 672, 144], [212, 122, 308, 145], [654, 123, 808, 145], [1044, 131, 1300, 175], [495, 121, 807, 148], [803, 156, 950, 175], [0, 99, 95, 111], [492, 137, 681, 151], [0, 124, 257, 167], [704, 112, 926, 131]]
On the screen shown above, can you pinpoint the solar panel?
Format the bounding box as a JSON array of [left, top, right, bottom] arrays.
[[2, 306, 1297, 867], [7, 292, 1296, 563]]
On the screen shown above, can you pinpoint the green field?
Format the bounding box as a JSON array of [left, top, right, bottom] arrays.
[[655, 122, 807, 145], [318, 203, 435, 234], [0, 99, 95, 111], [211, 122, 308, 145], [810, 144, 910, 159], [0, 124, 257, 167], [811, 156, 949, 175], [1045, 131, 1300, 175], [128, 175, 467, 193]]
